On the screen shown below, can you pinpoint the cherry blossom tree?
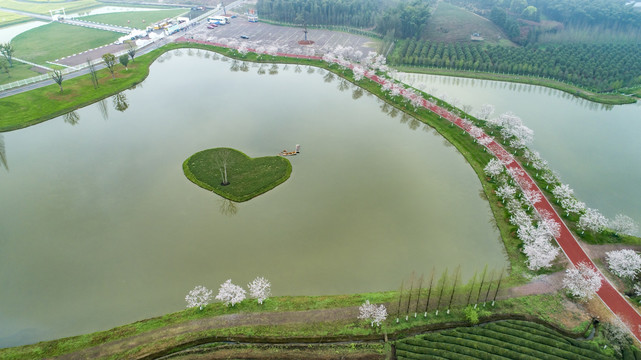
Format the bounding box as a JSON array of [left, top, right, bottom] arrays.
[[563, 262, 602, 300], [476, 104, 495, 120], [552, 184, 574, 202], [484, 158, 504, 178], [560, 198, 586, 217], [523, 237, 560, 271], [185, 285, 213, 310], [248, 276, 271, 304], [215, 279, 246, 306], [610, 214, 639, 236], [358, 300, 388, 327], [496, 184, 517, 202], [606, 249, 641, 280], [578, 208, 608, 234]]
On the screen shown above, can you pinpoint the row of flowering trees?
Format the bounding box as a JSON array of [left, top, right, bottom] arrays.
[[185, 277, 271, 310]]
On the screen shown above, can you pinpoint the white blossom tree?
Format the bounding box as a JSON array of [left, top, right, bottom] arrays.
[[185, 285, 213, 310], [476, 104, 495, 120], [578, 208, 608, 234], [560, 198, 586, 217], [609, 214, 640, 236], [606, 249, 641, 280], [523, 237, 560, 271], [484, 158, 504, 178], [216, 279, 246, 306], [358, 300, 387, 327], [248, 276, 271, 304], [563, 262, 602, 300], [496, 184, 517, 202], [552, 184, 574, 202]]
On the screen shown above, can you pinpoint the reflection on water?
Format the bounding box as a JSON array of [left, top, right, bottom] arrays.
[[352, 87, 363, 100], [63, 111, 80, 126], [98, 99, 109, 120], [112, 93, 129, 113], [219, 198, 239, 216], [0, 134, 7, 171], [269, 64, 279, 75]]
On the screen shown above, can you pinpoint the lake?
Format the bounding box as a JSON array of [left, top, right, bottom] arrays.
[[0, 50, 505, 347]]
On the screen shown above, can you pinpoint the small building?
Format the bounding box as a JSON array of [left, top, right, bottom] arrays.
[[471, 32, 484, 41]]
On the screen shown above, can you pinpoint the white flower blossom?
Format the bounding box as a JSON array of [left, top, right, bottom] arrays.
[[216, 279, 246, 307], [185, 285, 213, 310]]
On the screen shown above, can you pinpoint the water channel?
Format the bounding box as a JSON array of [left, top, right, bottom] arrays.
[[398, 73, 641, 227], [0, 50, 505, 347]]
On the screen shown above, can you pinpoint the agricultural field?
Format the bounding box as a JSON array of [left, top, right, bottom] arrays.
[[12, 22, 120, 65], [0, 10, 28, 27], [396, 320, 623, 360], [0, 0, 100, 16], [80, 9, 188, 28], [424, 1, 510, 45]]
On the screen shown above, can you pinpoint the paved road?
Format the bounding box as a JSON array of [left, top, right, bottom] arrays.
[[0, 6, 51, 21], [60, 18, 130, 33]]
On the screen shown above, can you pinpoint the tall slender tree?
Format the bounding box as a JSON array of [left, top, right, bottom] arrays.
[[102, 53, 116, 79], [87, 59, 99, 89], [492, 269, 504, 306], [396, 280, 404, 323], [414, 274, 423, 317], [424, 269, 435, 317], [475, 266, 488, 308], [483, 270, 495, 306], [405, 272, 414, 321], [465, 272, 477, 307], [435, 268, 448, 315], [447, 267, 461, 314]]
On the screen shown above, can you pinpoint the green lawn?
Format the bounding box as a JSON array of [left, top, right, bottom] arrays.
[[0, 62, 42, 85], [0, 9, 28, 27], [0, 0, 99, 16], [424, 1, 511, 45], [80, 9, 187, 29], [183, 147, 292, 202], [12, 22, 120, 65]]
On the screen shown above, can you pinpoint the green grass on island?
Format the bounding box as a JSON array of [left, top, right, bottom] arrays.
[[183, 147, 293, 202]]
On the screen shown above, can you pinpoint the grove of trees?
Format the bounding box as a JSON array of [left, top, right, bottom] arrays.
[[389, 40, 641, 92], [256, 0, 433, 38]]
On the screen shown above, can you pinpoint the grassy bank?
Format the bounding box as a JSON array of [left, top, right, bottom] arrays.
[[0, 292, 586, 359], [392, 65, 636, 105], [183, 147, 292, 202], [0, 0, 100, 16]]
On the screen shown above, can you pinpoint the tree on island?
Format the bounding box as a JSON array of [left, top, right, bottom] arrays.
[[50, 69, 64, 93], [102, 53, 116, 79], [216, 149, 231, 186]]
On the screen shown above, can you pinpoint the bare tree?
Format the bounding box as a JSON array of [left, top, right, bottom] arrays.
[[127, 43, 137, 62], [447, 267, 461, 314], [87, 59, 99, 89], [216, 149, 231, 185], [50, 69, 64, 93], [423, 269, 435, 317], [435, 268, 448, 315]]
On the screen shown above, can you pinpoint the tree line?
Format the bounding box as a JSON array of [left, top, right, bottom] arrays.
[[256, 0, 433, 39], [389, 40, 641, 92]]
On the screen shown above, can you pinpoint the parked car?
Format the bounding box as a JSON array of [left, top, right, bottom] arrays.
[[240, 35, 249, 39], [207, 24, 217, 29]]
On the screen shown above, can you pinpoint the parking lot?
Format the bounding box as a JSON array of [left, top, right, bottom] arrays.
[[185, 15, 381, 57]]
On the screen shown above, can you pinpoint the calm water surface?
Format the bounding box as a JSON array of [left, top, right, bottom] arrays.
[[0, 50, 504, 347], [399, 73, 641, 226]]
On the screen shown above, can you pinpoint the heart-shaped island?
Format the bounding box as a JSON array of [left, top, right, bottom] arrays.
[[183, 148, 293, 202]]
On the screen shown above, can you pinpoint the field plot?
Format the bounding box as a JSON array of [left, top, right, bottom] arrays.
[[0, 0, 99, 15], [424, 2, 509, 45], [396, 320, 616, 360], [192, 19, 380, 55], [0, 9, 28, 26], [80, 9, 187, 28], [12, 22, 120, 64]]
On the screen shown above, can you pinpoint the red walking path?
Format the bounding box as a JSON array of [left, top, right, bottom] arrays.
[[176, 38, 641, 340]]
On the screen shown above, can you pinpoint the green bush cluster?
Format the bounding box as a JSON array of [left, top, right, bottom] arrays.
[[395, 320, 612, 360]]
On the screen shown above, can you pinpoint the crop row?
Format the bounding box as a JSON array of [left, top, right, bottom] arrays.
[[395, 320, 611, 360]]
